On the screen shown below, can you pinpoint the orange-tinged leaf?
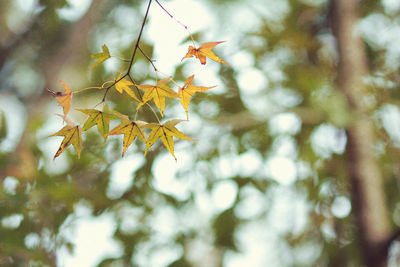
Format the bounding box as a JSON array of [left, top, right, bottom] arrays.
[[47, 79, 73, 121], [49, 124, 82, 159], [144, 119, 197, 160], [135, 77, 178, 117], [182, 41, 230, 67], [178, 75, 216, 119], [107, 120, 147, 156], [115, 68, 141, 102], [88, 44, 111, 70], [77, 105, 117, 141]]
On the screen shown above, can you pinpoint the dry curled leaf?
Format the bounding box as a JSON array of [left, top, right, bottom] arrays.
[[182, 41, 230, 67], [47, 79, 73, 121]]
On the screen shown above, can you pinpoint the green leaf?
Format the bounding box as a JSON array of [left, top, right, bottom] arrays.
[[0, 110, 7, 144], [77, 105, 117, 141], [88, 44, 111, 70]]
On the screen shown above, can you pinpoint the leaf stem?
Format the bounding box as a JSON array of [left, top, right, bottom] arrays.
[[146, 103, 161, 123], [154, 0, 196, 46], [111, 55, 130, 62], [72, 86, 102, 94]]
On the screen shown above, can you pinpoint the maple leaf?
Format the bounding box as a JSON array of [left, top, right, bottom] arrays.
[[88, 44, 111, 70], [144, 119, 197, 160], [178, 75, 216, 119], [115, 68, 141, 102], [135, 77, 178, 117], [182, 41, 230, 67], [77, 105, 117, 141], [107, 119, 147, 156], [49, 123, 82, 159], [47, 79, 73, 121]]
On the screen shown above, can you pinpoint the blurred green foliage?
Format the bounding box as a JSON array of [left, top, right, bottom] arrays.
[[1, 0, 400, 266]]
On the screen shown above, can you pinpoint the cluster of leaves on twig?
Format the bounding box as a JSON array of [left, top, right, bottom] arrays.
[[47, 0, 229, 160]]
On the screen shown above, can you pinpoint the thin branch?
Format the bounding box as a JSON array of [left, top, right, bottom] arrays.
[[127, 0, 153, 73], [101, 0, 153, 102], [127, 74, 143, 100], [138, 45, 158, 71], [72, 86, 102, 94], [155, 0, 196, 46]]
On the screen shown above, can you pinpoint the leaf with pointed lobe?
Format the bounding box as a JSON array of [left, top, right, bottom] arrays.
[[135, 77, 178, 117], [107, 119, 147, 156], [77, 105, 117, 141], [182, 41, 230, 67], [144, 119, 197, 160], [178, 75, 216, 119], [115, 68, 141, 102], [49, 123, 82, 159], [88, 44, 111, 70]]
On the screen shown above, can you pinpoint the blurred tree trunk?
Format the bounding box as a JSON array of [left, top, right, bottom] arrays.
[[331, 0, 391, 266]]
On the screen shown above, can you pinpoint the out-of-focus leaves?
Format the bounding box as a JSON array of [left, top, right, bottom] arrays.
[[0, 110, 6, 144], [167, 257, 192, 267], [212, 208, 238, 250]]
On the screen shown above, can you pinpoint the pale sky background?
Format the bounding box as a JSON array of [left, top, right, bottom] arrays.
[[4, 0, 400, 266]]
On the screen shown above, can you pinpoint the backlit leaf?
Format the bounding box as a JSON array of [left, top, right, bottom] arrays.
[[49, 124, 82, 159], [77, 105, 117, 141], [88, 44, 111, 70], [144, 119, 197, 160], [135, 77, 178, 117], [107, 119, 147, 156], [115, 68, 141, 102], [178, 75, 216, 119], [182, 41, 230, 67]]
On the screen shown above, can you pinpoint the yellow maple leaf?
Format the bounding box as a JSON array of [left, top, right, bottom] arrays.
[[115, 68, 141, 102], [178, 75, 216, 119], [182, 41, 230, 67], [88, 44, 111, 70], [77, 105, 117, 141], [144, 119, 197, 160], [135, 77, 178, 117], [47, 79, 73, 121], [49, 124, 82, 159], [107, 119, 147, 156]]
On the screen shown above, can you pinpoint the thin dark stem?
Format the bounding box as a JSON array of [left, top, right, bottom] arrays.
[[155, 0, 187, 30], [127, 0, 153, 73], [127, 74, 143, 100], [138, 45, 158, 71], [155, 0, 195, 46], [101, 0, 152, 102]]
